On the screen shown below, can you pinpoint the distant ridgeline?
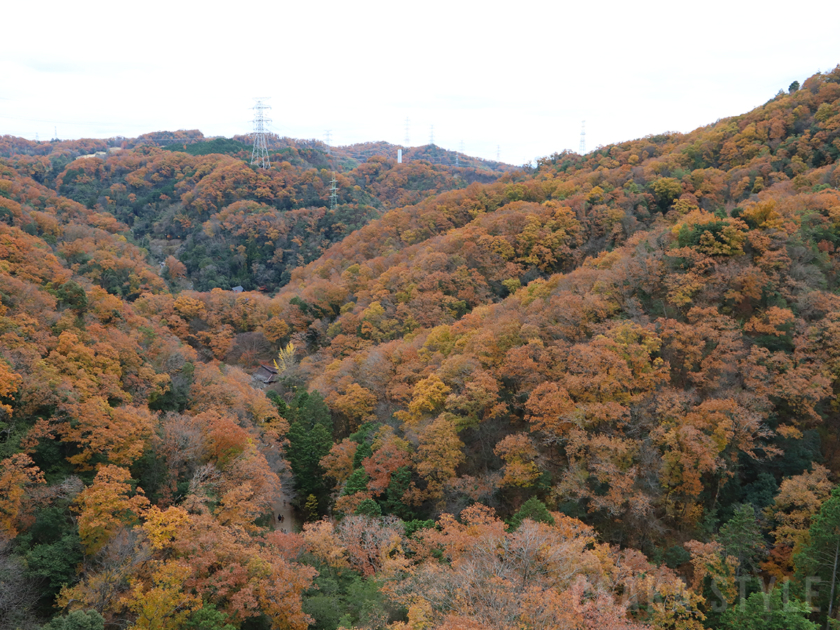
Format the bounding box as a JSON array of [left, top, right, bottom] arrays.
[[1, 128, 515, 173]]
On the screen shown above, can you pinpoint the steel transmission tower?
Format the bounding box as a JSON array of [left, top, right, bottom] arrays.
[[250, 98, 272, 169], [329, 173, 338, 211], [579, 120, 586, 155], [325, 129, 332, 154]]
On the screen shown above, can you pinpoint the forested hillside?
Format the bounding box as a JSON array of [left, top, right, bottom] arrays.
[[3, 68, 840, 630], [1, 131, 508, 293]]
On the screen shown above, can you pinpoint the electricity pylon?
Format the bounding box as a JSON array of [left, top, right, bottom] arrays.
[[579, 120, 586, 155], [329, 173, 338, 211], [251, 98, 272, 169]]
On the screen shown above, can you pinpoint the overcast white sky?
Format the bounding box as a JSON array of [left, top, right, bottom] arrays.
[[2, 0, 839, 165]]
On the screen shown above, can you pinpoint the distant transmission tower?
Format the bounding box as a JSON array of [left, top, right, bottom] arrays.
[[405, 118, 410, 145], [53, 126, 58, 141], [325, 129, 332, 154], [496, 145, 500, 161], [329, 173, 338, 211], [579, 120, 586, 155], [430, 125, 434, 145], [250, 98, 272, 169]]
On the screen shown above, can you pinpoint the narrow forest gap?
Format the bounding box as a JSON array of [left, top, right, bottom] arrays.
[[272, 469, 300, 532]]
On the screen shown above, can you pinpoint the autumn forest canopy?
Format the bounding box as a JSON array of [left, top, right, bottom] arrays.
[[4, 69, 840, 629]]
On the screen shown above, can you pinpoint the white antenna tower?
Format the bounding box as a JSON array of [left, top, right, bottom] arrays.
[[329, 173, 338, 211], [53, 126, 58, 141], [251, 98, 272, 169], [579, 120, 586, 155], [325, 129, 332, 154], [496, 145, 500, 161], [430, 125, 434, 145]]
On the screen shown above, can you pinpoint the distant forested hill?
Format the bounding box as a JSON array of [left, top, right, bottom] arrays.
[[1, 131, 511, 292]]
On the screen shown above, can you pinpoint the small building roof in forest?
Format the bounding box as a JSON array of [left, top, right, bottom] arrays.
[[253, 364, 278, 384], [232, 285, 244, 293]]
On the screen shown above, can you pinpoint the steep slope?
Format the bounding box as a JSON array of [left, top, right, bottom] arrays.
[[260, 67, 840, 540], [3, 67, 840, 630], [275, 67, 840, 364], [0, 161, 318, 629]]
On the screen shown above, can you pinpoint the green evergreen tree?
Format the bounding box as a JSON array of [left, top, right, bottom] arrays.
[[288, 390, 332, 427], [54, 280, 88, 314], [509, 497, 555, 530], [404, 519, 435, 538], [275, 390, 334, 516], [26, 533, 84, 599], [342, 469, 370, 497], [795, 487, 840, 630], [184, 603, 235, 630], [16, 504, 84, 608], [382, 466, 414, 520], [349, 423, 377, 468], [302, 569, 386, 630], [286, 423, 332, 499], [354, 499, 382, 517], [719, 504, 766, 576], [720, 587, 816, 630], [42, 610, 105, 630]]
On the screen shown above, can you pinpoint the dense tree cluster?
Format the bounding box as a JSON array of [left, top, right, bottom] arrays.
[[41, 142, 505, 293], [3, 68, 840, 629]]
